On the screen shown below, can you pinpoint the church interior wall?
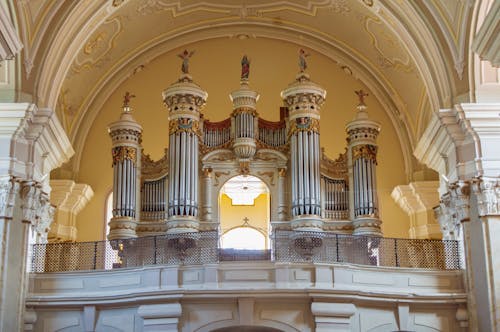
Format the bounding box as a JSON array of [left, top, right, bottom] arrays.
[[75, 37, 411, 241]]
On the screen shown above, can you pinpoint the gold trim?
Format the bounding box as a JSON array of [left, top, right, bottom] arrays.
[[112, 146, 137, 165], [352, 144, 377, 164], [288, 117, 320, 137]]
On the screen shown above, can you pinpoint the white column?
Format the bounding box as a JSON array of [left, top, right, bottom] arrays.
[[277, 168, 287, 221], [201, 168, 213, 222]]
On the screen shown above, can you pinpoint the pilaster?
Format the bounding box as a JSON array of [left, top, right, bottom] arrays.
[[0, 104, 72, 332], [415, 102, 500, 331]]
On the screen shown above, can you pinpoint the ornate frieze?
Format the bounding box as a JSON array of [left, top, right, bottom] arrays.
[[352, 144, 378, 163], [109, 128, 142, 144], [346, 127, 380, 144], [231, 107, 258, 117], [169, 118, 201, 137], [288, 117, 320, 137], [112, 146, 137, 165]]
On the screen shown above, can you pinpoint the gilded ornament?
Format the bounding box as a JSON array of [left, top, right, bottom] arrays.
[[288, 117, 320, 137], [239, 161, 250, 175], [169, 118, 201, 137], [231, 108, 258, 117], [352, 144, 377, 163], [112, 146, 137, 165]]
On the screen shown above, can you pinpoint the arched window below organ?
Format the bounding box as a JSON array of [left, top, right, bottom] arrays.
[[221, 227, 266, 250]]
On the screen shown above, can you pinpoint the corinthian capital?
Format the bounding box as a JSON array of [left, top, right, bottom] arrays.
[[471, 177, 500, 216], [449, 181, 470, 222], [0, 177, 20, 219]]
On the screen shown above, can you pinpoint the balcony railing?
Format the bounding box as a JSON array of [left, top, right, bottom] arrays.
[[30, 230, 462, 273]]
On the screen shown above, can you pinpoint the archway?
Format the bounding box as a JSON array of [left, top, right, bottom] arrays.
[[219, 175, 270, 250], [211, 327, 283, 332]]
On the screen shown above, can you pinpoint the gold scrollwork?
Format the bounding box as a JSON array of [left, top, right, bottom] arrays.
[[112, 146, 137, 165], [288, 117, 320, 137], [169, 118, 201, 137], [231, 107, 258, 117], [352, 144, 377, 164]]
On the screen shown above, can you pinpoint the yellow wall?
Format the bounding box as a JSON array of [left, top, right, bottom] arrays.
[[75, 37, 410, 241], [219, 193, 270, 235]]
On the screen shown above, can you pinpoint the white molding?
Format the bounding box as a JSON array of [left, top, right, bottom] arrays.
[[49, 180, 93, 242], [0, 3, 23, 60], [0, 104, 73, 184], [472, 0, 500, 67], [392, 181, 440, 239], [26, 262, 466, 331]]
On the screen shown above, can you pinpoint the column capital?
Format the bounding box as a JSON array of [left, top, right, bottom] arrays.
[[471, 176, 500, 217]]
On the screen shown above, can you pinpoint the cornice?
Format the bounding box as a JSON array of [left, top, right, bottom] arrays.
[[0, 104, 73, 183]]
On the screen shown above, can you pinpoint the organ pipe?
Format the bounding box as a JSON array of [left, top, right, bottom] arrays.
[[281, 70, 326, 231], [346, 91, 382, 236]]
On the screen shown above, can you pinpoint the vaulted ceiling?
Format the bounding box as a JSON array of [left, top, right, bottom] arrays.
[[9, 0, 476, 179]]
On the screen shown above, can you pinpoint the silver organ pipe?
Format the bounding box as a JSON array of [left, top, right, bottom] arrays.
[[111, 146, 139, 219], [257, 118, 287, 148], [352, 145, 379, 218], [141, 176, 168, 220], [321, 175, 349, 220], [166, 119, 202, 220], [202, 119, 231, 148]]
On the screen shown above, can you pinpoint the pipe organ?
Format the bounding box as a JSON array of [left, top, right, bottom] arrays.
[[108, 53, 383, 240], [108, 99, 143, 240], [346, 91, 382, 236]]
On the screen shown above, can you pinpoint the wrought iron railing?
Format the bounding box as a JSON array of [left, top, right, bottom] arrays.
[[30, 230, 462, 273]]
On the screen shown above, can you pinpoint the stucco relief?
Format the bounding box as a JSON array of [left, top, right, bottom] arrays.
[[71, 16, 124, 75], [362, 15, 414, 74], [136, 0, 347, 18]]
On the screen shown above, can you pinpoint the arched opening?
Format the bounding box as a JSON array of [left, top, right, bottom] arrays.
[[211, 326, 284, 332], [219, 175, 270, 250]]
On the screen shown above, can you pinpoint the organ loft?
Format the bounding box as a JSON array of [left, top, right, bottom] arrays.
[[107, 49, 382, 247]]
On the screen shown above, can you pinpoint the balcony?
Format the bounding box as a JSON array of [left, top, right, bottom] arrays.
[[27, 231, 467, 331]]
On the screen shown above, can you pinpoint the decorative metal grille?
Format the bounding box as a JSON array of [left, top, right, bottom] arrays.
[[30, 230, 462, 273], [273, 230, 462, 270]]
